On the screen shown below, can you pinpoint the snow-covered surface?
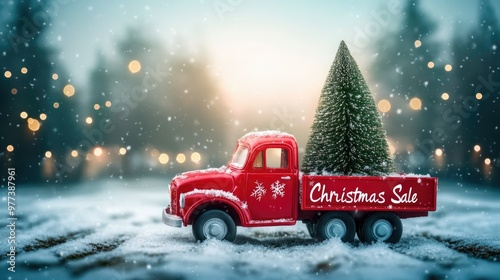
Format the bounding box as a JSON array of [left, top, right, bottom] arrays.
[[183, 189, 241, 203], [1, 179, 499, 280], [241, 130, 295, 140]]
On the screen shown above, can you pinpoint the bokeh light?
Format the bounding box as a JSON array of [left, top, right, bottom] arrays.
[[20, 111, 28, 119], [52, 73, 59, 80], [6, 145, 14, 152], [119, 147, 127, 155], [474, 145, 481, 152], [427, 61, 435, 68], [191, 152, 201, 163], [93, 147, 103, 157], [414, 40, 422, 48], [435, 148, 443, 156], [4, 71, 12, 78], [377, 99, 391, 113], [444, 64, 452, 71], [158, 153, 169, 164], [484, 158, 491, 165], [40, 113, 47, 120], [21, 67, 28, 74], [176, 153, 186, 163], [441, 93, 449, 100], [409, 98, 422, 110], [476, 93, 483, 100], [27, 118, 41, 131], [85, 117, 93, 124], [128, 60, 141, 73], [45, 151, 52, 158], [63, 84, 75, 97], [71, 150, 78, 157]]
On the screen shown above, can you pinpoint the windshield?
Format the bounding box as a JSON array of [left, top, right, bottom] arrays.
[[230, 145, 249, 169]]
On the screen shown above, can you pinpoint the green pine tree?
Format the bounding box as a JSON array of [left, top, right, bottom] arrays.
[[302, 41, 395, 175]]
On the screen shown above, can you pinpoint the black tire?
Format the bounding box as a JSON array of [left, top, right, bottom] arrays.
[[192, 210, 236, 242], [316, 212, 356, 242], [360, 212, 402, 244], [356, 219, 364, 242], [306, 222, 317, 238]]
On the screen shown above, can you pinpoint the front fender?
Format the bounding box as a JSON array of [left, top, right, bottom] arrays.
[[181, 192, 250, 226]]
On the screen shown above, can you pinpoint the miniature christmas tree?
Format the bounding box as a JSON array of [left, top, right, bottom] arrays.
[[302, 41, 395, 175]]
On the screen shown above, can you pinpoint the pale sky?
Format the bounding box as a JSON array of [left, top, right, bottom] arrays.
[[34, 0, 500, 114]]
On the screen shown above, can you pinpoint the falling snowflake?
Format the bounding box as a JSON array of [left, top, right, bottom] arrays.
[[250, 181, 266, 201], [271, 180, 285, 199]]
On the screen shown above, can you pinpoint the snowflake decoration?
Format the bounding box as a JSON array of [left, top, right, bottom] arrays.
[[250, 181, 266, 201], [270, 180, 285, 199]]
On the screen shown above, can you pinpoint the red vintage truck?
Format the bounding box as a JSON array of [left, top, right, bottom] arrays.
[[162, 131, 437, 243]]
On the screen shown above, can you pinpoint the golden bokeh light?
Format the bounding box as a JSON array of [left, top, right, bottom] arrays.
[[191, 152, 201, 163], [427, 61, 435, 68], [474, 145, 481, 152], [40, 113, 47, 120], [435, 148, 443, 157], [158, 153, 169, 164], [119, 147, 127, 155], [20, 111, 28, 119], [63, 84, 75, 97], [85, 117, 93, 124], [52, 73, 59, 80], [444, 64, 452, 71], [414, 40, 422, 48], [7, 145, 14, 152], [476, 93, 483, 100], [93, 147, 103, 157], [176, 153, 186, 164], [409, 98, 422, 110], [21, 67, 28, 74], [27, 118, 40, 131], [441, 93, 449, 100], [11, 88, 17, 94], [105, 101, 112, 107], [71, 150, 78, 157], [128, 60, 141, 73], [94, 104, 100, 110], [377, 99, 391, 113], [53, 102, 60, 108], [45, 151, 52, 158], [485, 158, 491, 165], [4, 71, 12, 78]]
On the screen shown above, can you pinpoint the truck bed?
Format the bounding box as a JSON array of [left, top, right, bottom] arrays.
[[301, 175, 437, 213]]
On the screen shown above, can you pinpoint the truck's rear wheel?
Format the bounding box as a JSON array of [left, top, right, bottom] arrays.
[[192, 210, 236, 242], [306, 222, 317, 238], [316, 212, 355, 242], [360, 212, 402, 244]]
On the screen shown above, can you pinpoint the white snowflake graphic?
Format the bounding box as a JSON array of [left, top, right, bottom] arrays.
[[271, 180, 286, 199], [250, 181, 266, 201]]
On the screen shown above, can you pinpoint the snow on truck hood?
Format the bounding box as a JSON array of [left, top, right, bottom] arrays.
[[172, 166, 233, 188]]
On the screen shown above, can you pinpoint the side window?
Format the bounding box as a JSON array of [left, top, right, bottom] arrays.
[[253, 151, 263, 168], [266, 148, 289, 169]]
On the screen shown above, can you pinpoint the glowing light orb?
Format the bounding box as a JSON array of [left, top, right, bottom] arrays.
[[21, 67, 28, 74], [159, 153, 169, 164], [85, 117, 93, 124], [441, 93, 449, 100], [20, 112, 28, 119], [435, 148, 443, 156], [45, 151, 52, 158], [93, 147, 103, 157], [444, 64, 452, 72], [191, 152, 201, 163], [4, 71, 12, 78], [176, 153, 186, 164], [377, 99, 391, 113], [27, 118, 40, 131], [474, 145, 481, 152], [485, 158, 491, 165], [119, 148, 127, 155], [7, 145, 14, 152], [476, 93, 483, 100], [414, 40, 422, 48], [71, 150, 78, 157], [40, 113, 47, 120], [52, 73, 59, 80], [63, 84, 75, 97], [409, 98, 422, 110], [128, 60, 141, 73], [427, 62, 435, 68]]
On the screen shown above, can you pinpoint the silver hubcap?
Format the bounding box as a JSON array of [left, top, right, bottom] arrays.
[[372, 219, 393, 241], [202, 218, 228, 240], [325, 218, 347, 239]]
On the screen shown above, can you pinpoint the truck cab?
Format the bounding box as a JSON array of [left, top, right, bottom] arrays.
[[163, 131, 437, 243]]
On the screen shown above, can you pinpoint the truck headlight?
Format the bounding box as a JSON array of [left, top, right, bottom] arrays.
[[180, 193, 185, 209]]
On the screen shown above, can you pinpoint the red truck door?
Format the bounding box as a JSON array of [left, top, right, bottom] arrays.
[[246, 146, 295, 221]]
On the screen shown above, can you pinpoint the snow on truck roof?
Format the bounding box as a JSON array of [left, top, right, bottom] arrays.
[[239, 130, 296, 147]]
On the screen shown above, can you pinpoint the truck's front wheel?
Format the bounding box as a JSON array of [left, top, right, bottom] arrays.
[[360, 212, 402, 244], [316, 212, 355, 242], [192, 210, 237, 242]]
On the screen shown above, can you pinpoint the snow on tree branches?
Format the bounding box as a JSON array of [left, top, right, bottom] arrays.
[[302, 41, 395, 176]]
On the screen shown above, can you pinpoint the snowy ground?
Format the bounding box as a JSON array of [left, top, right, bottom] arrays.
[[1, 178, 500, 280]]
